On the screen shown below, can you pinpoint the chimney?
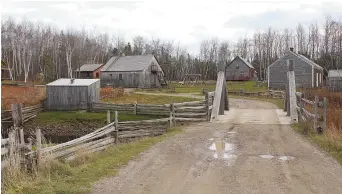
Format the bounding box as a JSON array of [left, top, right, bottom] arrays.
[[290, 47, 294, 52], [70, 78, 75, 84]]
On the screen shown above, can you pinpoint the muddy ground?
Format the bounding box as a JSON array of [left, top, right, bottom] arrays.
[[92, 99, 342, 194]]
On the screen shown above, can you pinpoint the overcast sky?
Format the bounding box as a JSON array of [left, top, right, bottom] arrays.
[[2, 0, 342, 55]]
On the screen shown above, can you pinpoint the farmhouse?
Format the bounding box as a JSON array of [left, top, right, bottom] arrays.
[[100, 54, 165, 88], [225, 56, 255, 81], [77, 64, 103, 79], [46, 78, 100, 110], [268, 48, 324, 89], [327, 69, 342, 92]]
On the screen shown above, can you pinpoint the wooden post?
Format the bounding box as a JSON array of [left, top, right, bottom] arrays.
[[170, 100, 175, 127], [107, 110, 111, 124], [115, 111, 118, 144], [19, 128, 24, 145], [133, 102, 137, 115], [300, 93, 304, 119], [286, 72, 290, 116], [8, 130, 15, 165], [323, 97, 327, 131], [314, 96, 318, 131], [169, 110, 173, 128], [205, 92, 210, 121], [11, 103, 23, 127], [36, 127, 42, 169]]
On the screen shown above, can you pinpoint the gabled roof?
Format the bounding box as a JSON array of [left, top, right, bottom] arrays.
[[47, 78, 99, 86], [101, 55, 155, 72], [78, 64, 103, 72], [227, 56, 255, 69], [290, 51, 323, 70]]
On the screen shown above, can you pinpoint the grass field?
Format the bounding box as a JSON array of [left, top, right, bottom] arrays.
[[102, 93, 197, 104], [29, 111, 163, 125], [137, 81, 268, 94], [230, 95, 284, 109], [3, 127, 183, 194]]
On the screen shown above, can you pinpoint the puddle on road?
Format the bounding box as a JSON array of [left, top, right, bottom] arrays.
[[208, 137, 237, 164], [260, 154, 275, 159], [278, 156, 295, 161], [259, 154, 295, 161]]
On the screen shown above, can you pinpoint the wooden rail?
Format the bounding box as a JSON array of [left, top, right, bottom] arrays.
[[1, 103, 44, 124], [295, 92, 327, 132]]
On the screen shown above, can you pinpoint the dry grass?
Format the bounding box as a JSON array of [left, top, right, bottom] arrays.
[[1, 85, 46, 109], [302, 88, 342, 131], [100, 87, 124, 99]]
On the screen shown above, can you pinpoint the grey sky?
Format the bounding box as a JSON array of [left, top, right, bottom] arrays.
[[2, 0, 342, 55]]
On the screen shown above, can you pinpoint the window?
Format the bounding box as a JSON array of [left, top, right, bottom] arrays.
[[236, 64, 239, 69], [110, 74, 112, 77], [96, 72, 99, 78], [119, 74, 123, 80]]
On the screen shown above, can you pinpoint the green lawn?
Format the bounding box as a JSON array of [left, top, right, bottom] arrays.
[[3, 127, 183, 194], [139, 81, 268, 95], [27, 111, 163, 126], [103, 93, 197, 104]]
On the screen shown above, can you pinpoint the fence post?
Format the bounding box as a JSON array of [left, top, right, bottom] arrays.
[[11, 103, 23, 127], [133, 102, 137, 115], [115, 111, 118, 144], [300, 93, 304, 119], [323, 97, 327, 131], [8, 130, 16, 165], [205, 92, 210, 121], [107, 110, 111, 124], [36, 127, 42, 169], [314, 96, 318, 131]]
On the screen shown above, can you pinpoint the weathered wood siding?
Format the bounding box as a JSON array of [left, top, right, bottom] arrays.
[[101, 58, 163, 88], [268, 52, 323, 89], [328, 77, 342, 92], [46, 81, 100, 110], [225, 58, 252, 81]]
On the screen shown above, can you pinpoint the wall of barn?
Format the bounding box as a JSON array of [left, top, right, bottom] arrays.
[[225, 58, 251, 81], [46, 81, 100, 110], [268, 52, 321, 90], [100, 58, 163, 88]]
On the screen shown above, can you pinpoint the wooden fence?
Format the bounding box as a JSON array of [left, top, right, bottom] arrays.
[[295, 92, 327, 132], [1, 103, 44, 124], [228, 90, 285, 99], [91, 96, 215, 122]]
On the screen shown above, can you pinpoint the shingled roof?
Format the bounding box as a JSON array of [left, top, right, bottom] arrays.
[[101, 55, 155, 72], [78, 64, 103, 72], [227, 56, 255, 69]]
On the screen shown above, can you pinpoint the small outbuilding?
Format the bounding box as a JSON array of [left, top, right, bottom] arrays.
[[225, 56, 255, 81], [100, 54, 165, 88], [327, 70, 342, 92], [77, 64, 103, 79], [268, 48, 324, 90], [46, 78, 100, 110]]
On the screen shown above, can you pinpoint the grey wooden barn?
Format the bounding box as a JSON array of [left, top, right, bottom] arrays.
[[327, 70, 342, 92], [100, 55, 165, 88], [46, 78, 100, 110], [225, 56, 255, 81], [268, 48, 324, 89]]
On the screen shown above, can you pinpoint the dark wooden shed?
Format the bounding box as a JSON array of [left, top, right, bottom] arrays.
[[225, 56, 255, 81], [46, 78, 100, 110], [100, 54, 165, 88], [76, 64, 103, 79], [268, 48, 324, 90]]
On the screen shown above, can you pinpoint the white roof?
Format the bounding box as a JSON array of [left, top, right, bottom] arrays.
[[47, 78, 99, 86], [328, 70, 342, 77]]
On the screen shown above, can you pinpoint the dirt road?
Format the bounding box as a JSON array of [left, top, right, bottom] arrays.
[[92, 99, 342, 194]]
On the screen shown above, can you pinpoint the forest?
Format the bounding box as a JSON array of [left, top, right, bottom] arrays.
[[1, 16, 342, 83]]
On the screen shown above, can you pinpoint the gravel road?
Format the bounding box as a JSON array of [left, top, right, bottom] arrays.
[[92, 99, 342, 194]]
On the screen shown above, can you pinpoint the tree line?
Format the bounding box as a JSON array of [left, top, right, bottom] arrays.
[[1, 16, 341, 82]]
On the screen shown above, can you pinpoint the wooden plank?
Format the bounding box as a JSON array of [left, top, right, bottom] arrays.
[[1, 147, 8, 155], [174, 113, 206, 118], [211, 71, 225, 121], [11, 104, 23, 127], [288, 69, 298, 123], [175, 118, 206, 122], [323, 97, 327, 131], [302, 98, 314, 106], [115, 111, 118, 144], [314, 96, 318, 130], [1, 138, 9, 146], [36, 128, 42, 168], [173, 100, 206, 107]]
